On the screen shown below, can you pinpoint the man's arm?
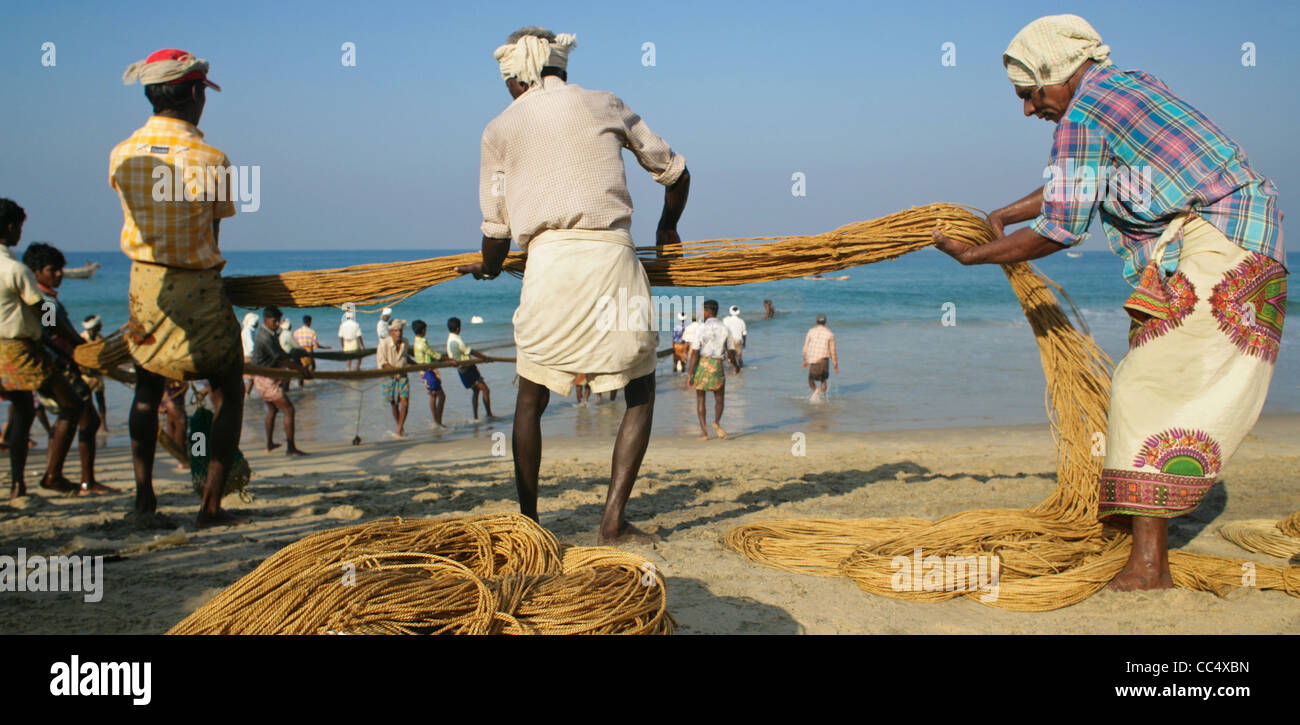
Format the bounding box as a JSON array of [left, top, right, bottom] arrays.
[[456, 236, 511, 279], [934, 225, 1065, 265], [656, 168, 690, 259], [982, 188, 1045, 237], [830, 334, 838, 373], [935, 118, 1105, 266]]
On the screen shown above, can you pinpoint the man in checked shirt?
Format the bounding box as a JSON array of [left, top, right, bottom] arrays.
[[457, 27, 690, 544], [933, 15, 1287, 591], [802, 314, 838, 402], [110, 49, 248, 528]]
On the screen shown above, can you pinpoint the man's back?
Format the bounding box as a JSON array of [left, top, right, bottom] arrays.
[[479, 77, 685, 249], [109, 116, 234, 270], [723, 315, 746, 341], [693, 318, 733, 359], [251, 326, 284, 368]]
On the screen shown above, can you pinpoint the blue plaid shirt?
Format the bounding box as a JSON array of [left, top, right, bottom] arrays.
[[1031, 64, 1285, 286]]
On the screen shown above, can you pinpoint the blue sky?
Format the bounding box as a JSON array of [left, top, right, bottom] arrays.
[[1, 0, 1295, 252]]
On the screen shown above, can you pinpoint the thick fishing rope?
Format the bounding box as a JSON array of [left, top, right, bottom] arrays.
[[1218, 513, 1300, 561], [168, 513, 673, 635]]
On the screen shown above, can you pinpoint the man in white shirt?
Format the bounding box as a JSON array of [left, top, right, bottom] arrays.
[[376, 307, 392, 340], [446, 316, 494, 420], [688, 300, 739, 440], [722, 305, 748, 368], [0, 198, 84, 498], [338, 308, 364, 371], [454, 27, 690, 544]]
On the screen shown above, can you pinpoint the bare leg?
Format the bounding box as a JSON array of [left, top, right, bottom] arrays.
[[480, 382, 494, 417], [694, 389, 709, 439], [471, 387, 480, 420], [76, 404, 113, 494], [712, 387, 727, 439], [396, 396, 408, 437], [279, 397, 306, 456], [128, 367, 166, 514], [196, 370, 248, 528], [431, 390, 445, 426], [41, 374, 84, 492], [5, 392, 35, 499], [598, 373, 658, 544], [1109, 516, 1174, 591], [263, 400, 280, 451], [511, 377, 549, 522]]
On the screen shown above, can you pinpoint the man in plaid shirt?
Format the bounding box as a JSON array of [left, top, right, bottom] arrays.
[[933, 15, 1286, 594], [802, 314, 838, 401], [111, 48, 250, 528]]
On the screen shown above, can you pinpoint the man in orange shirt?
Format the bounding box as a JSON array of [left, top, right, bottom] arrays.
[[111, 48, 247, 528]]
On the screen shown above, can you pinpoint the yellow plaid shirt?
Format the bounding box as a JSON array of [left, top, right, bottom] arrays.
[[109, 116, 235, 269]]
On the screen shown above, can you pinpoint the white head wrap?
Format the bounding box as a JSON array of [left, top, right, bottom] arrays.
[[729, 306, 740, 315], [1003, 14, 1112, 88], [494, 33, 577, 88], [241, 312, 260, 330], [82, 315, 102, 331]]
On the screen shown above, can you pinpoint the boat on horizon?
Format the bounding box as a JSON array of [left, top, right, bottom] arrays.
[[63, 261, 100, 279]]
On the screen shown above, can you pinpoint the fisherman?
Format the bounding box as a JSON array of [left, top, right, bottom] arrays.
[[112, 48, 250, 527], [456, 26, 690, 542], [0, 200, 85, 500], [933, 15, 1287, 591]]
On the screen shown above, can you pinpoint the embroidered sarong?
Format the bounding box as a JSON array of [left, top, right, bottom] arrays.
[[1100, 216, 1286, 518]]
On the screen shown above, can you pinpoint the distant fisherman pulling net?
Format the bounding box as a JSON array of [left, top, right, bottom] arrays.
[[456, 26, 692, 543]]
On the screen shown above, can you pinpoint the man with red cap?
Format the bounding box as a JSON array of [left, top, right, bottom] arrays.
[[109, 48, 251, 528]]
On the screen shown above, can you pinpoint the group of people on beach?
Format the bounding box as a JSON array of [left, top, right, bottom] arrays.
[[0, 14, 1288, 589]]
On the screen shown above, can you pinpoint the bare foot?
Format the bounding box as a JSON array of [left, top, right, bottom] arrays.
[[9, 487, 26, 501], [77, 481, 118, 496], [1109, 557, 1174, 591], [286, 447, 309, 457], [40, 476, 79, 495], [597, 521, 661, 545], [714, 424, 727, 439], [697, 431, 709, 440], [196, 508, 249, 529], [266, 442, 282, 452]]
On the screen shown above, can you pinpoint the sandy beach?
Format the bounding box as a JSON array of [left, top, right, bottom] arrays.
[[2, 413, 1295, 635]]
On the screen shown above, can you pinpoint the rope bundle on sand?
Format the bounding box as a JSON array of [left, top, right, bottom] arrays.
[[169, 513, 673, 635], [1218, 514, 1300, 561], [722, 218, 1299, 611]]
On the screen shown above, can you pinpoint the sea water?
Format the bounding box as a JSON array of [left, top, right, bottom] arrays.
[[43, 247, 1299, 447]]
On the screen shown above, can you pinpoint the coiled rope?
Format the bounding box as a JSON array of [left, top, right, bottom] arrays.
[[168, 513, 673, 635], [1218, 513, 1300, 561]]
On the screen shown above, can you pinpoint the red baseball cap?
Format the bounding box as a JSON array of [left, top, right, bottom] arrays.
[[144, 48, 222, 91]]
